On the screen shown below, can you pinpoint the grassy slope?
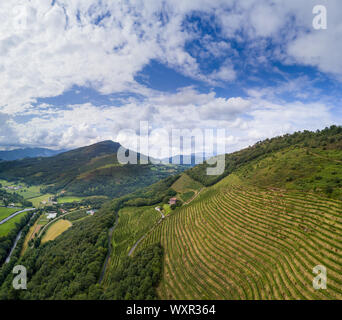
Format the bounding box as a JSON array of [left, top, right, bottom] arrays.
[[0, 180, 42, 199], [57, 196, 86, 204], [236, 146, 342, 198], [0, 207, 19, 222], [171, 174, 203, 193], [171, 173, 203, 203], [29, 194, 53, 208], [186, 126, 342, 192], [0, 211, 30, 237]]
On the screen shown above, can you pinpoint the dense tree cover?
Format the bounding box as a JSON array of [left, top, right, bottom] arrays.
[[187, 125, 342, 187], [0, 210, 35, 265], [103, 244, 163, 300], [124, 175, 179, 207], [170, 199, 183, 210], [51, 164, 183, 198], [65, 210, 89, 222], [0, 199, 116, 299]]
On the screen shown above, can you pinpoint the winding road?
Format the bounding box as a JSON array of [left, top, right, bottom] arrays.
[[128, 206, 166, 257], [0, 208, 35, 225], [102, 189, 206, 278], [98, 213, 119, 284]]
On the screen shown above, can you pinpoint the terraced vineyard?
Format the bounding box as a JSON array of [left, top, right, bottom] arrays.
[[137, 175, 342, 300], [103, 206, 161, 286]]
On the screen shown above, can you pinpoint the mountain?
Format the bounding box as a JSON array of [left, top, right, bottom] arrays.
[[1, 126, 342, 300], [0, 140, 186, 198], [0, 147, 65, 161]]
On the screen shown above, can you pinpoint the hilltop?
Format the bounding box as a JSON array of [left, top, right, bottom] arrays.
[[187, 125, 342, 199]]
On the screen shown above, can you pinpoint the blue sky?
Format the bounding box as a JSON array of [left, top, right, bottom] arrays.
[[0, 0, 341, 156]]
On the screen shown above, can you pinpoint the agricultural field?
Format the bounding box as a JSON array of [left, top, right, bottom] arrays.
[[41, 219, 72, 243], [0, 179, 42, 199], [57, 196, 86, 204], [0, 211, 30, 237], [103, 206, 161, 285], [0, 207, 19, 222], [17, 185, 42, 199], [0, 179, 11, 187], [137, 174, 342, 300], [29, 194, 53, 208]]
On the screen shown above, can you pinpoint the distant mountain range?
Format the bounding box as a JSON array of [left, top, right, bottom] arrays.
[[0, 140, 186, 198], [0, 147, 66, 161]]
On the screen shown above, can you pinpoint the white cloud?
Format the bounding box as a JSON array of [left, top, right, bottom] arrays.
[[1, 0, 341, 114], [209, 62, 237, 82], [0, 0, 341, 155], [2, 88, 337, 157]]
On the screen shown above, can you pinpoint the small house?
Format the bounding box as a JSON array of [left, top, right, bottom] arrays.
[[169, 197, 177, 205]]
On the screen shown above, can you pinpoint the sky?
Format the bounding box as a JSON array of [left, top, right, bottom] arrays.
[[0, 0, 341, 157]]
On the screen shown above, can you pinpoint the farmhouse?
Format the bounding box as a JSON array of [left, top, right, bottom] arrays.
[[169, 197, 177, 205]]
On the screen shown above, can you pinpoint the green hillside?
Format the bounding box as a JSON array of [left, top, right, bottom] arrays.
[[0, 141, 186, 198], [113, 126, 342, 299], [137, 174, 342, 299], [1, 126, 342, 300], [187, 125, 342, 195]]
